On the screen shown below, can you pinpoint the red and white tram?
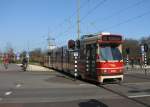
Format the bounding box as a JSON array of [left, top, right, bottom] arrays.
[[44, 32, 124, 83]]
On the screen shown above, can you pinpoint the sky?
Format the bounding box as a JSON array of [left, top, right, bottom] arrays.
[[0, 0, 150, 53]]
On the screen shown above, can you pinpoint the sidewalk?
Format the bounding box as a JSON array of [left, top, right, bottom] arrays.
[[17, 64, 53, 72], [125, 65, 150, 69]]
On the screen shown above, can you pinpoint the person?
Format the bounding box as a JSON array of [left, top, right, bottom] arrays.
[[130, 57, 134, 68], [22, 56, 28, 71], [3, 53, 9, 69]]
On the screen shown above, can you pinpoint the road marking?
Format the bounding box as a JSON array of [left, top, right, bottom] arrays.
[[79, 83, 94, 86], [5, 91, 12, 96], [128, 94, 150, 98], [16, 84, 21, 88], [79, 84, 87, 86]]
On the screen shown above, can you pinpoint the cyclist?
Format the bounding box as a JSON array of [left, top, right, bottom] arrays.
[[22, 55, 28, 71]]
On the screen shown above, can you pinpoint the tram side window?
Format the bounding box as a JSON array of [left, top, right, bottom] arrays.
[[55, 52, 58, 62], [86, 44, 96, 58], [91, 44, 96, 59], [86, 45, 91, 59]]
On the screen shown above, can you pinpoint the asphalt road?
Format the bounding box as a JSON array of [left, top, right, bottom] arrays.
[[0, 64, 150, 107]]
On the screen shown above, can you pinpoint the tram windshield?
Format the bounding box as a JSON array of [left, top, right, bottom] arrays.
[[99, 44, 122, 61]]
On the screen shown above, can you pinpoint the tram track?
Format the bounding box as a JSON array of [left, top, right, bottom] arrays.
[[98, 83, 150, 107], [53, 69, 150, 106]]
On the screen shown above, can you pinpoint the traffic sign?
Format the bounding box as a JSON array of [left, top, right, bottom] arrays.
[[16, 53, 20, 60], [26, 53, 29, 58]]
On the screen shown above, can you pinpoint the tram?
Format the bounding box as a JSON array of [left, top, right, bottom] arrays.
[[44, 32, 124, 83]]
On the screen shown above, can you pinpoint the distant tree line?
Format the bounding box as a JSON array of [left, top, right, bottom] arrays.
[[123, 36, 150, 65], [29, 48, 45, 64], [27, 36, 150, 65], [5, 36, 148, 65]]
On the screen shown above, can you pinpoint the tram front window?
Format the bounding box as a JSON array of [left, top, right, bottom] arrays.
[[99, 44, 122, 61]]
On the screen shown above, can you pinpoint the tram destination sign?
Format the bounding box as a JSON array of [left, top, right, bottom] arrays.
[[102, 35, 122, 41]]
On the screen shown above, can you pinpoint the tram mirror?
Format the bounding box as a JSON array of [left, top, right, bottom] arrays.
[[125, 48, 130, 54], [76, 40, 80, 49], [47, 52, 51, 55], [144, 43, 148, 52], [68, 40, 75, 50]]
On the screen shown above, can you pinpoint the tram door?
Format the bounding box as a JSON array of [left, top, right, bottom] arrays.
[[86, 44, 97, 79]]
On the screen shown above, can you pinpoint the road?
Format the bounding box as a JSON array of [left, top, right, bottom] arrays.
[[0, 64, 150, 107]]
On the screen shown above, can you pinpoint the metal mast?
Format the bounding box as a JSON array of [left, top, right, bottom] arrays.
[[77, 0, 80, 40], [47, 31, 56, 50]]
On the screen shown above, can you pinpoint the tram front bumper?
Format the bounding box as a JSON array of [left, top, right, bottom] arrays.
[[98, 75, 123, 83]]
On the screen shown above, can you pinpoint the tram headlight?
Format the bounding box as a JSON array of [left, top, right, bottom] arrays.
[[119, 69, 123, 73], [103, 69, 107, 73], [97, 69, 109, 75], [102, 69, 108, 74]]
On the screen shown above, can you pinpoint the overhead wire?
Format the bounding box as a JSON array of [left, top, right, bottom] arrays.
[[61, 0, 107, 37], [89, 0, 148, 31], [56, 0, 89, 32], [55, 0, 91, 38], [99, 10, 150, 32], [80, 0, 107, 22], [56, 0, 149, 41]]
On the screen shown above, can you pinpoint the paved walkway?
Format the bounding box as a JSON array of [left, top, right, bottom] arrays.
[[125, 65, 150, 69], [17, 64, 53, 72]]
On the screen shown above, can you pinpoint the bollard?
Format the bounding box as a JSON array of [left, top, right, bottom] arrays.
[[74, 51, 78, 81], [144, 53, 147, 76], [126, 55, 129, 71]]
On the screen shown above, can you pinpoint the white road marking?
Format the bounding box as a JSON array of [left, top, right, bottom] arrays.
[[5, 91, 12, 96], [79, 83, 94, 86], [128, 94, 150, 98], [16, 84, 21, 88], [79, 84, 88, 86]]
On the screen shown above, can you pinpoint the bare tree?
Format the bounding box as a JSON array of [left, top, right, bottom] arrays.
[[4, 42, 15, 63], [29, 48, 44, 64]]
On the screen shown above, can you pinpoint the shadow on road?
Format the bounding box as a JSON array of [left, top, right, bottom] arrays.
[[79, 99, 108, 107]]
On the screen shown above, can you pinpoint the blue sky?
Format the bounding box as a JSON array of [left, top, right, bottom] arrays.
[[0, 0, 150, 52]]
